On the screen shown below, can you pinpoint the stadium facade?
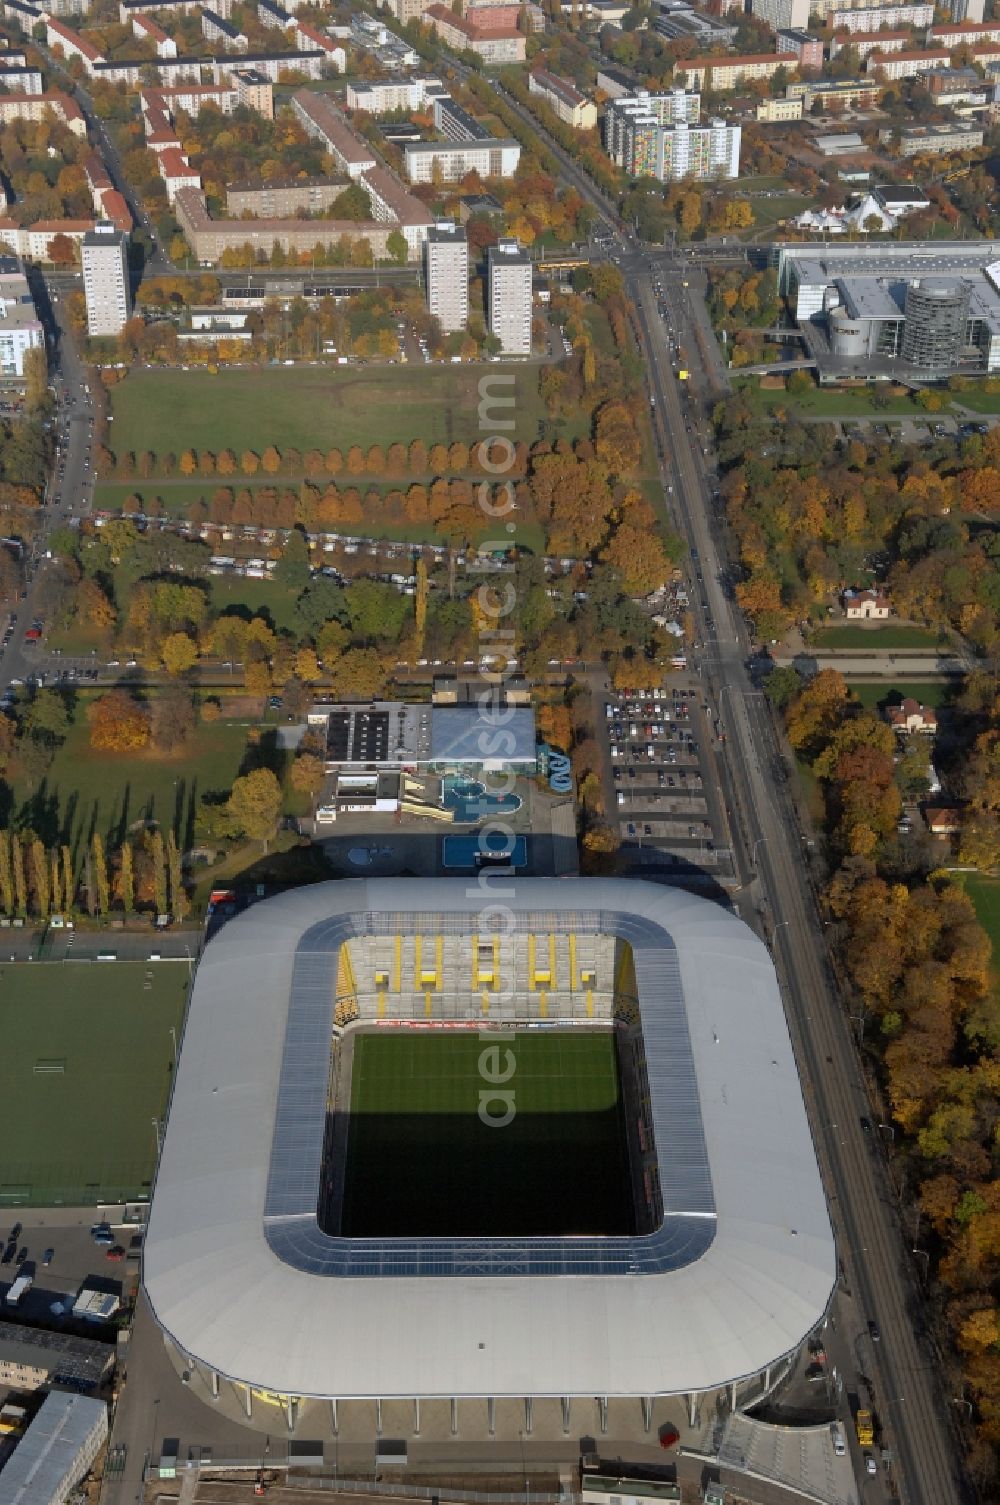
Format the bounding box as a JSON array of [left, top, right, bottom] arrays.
[[143, 878, 836, 1436]]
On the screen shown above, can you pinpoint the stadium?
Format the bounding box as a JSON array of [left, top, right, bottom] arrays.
[[143, 877, 836, 1440]]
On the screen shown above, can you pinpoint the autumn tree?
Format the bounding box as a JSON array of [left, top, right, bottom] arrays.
[[87, 690, 151, 752], [227, 768, 283, 850]]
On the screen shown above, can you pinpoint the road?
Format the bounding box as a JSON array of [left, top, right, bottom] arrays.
[[484, 80, 968, 1505], [0, 278, 94, 690], [630, 259, 966, 1505]]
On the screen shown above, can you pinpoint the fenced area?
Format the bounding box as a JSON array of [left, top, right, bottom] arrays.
[[0, 959, 190, 1206]]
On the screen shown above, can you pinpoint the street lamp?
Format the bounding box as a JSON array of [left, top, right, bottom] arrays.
[[878, 1122, 895, 1143]]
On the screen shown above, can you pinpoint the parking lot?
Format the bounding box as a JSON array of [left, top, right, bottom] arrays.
[[601, 681, 737, 890]]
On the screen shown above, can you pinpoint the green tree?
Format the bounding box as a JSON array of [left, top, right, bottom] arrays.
[[275, 529, 311, 591], [24, 688, 71, 745], [226, 768, 283, 851], [386, 229, 408, 265]]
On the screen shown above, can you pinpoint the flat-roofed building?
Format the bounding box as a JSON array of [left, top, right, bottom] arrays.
[[403, 137, 521, 183], [0, 1323, 114, 1392], [488, 237, 532, 355], [0, 1393, 107, 1505], [757, 94, 804, 119], [81, 220, 131, 336], [830, 0, 932, 27], [425, 220, 468, 333], [0, 254, 42, 380], [750, 0, 809, 32], [898, 119, 984, 153], [347, 75, 446, 112], [776, 27, 824, 66]]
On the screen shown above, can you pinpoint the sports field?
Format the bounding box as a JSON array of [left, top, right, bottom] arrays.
[[0, 961, 189, 1206], [340, 1030, 634, 1238]]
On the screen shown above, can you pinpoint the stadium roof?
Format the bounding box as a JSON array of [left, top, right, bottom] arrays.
[[143, 878, 835, 1402]]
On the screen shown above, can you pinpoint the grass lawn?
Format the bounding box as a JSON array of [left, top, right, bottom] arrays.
[[209, 576, 302, 634], [810, 624, 945, 651], [949, 389, 1000, 414], [9, 716, 249, 856], [108, 363, 564, 464], [850, 680, 955, 710], [0, 961, 189, 1205], [737, 381, 925, 418], [341, 1029, 633, 1238], [962, 875, 1000, 1008]]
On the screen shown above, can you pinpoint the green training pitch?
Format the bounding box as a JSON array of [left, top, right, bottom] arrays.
[[0, 961, 189, 1206], [340, 1029, 634, 1238]]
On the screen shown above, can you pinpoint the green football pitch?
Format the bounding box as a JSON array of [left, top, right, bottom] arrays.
[[0, 961, 189, 1207], [341, 1030, 634, 1238]]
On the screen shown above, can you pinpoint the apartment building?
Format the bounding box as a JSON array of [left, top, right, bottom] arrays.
[[0, 255, 42, 381], [0, 1326, 113, 1393], [757, 93, 805, 118], [422, 5, 526, 62], [44, 17, 104, 70], [605, 95, 738, 178], [202, 9, 248, 49], [226, 175, 348, 215], [130, 12, 176, 53], [929, 19, 1000, 46], [776, 28, 824, 66], [488, 239, 532, 356], [831, 29, 910, 58], [291, 90, 378, 176], [788, 75, 883, 105], [0, 90, 86, 135], [750, 0, 809, 32], [175, 186, 398, 262], [677, 52, 790, 90], [0, 62, 42, 90], [403, 137, 521, 182], [361, 165, 435, 256], [346, 75, 446, 112], [944, 0, 984, 21], [528, 68, 598, 129], [425, 221, 469, 333], [865, 47, 950, 77], [434, 95, 494, 141], [234, 68, 274, 116], [383, 0, 427, 21], [81, 221, 131, 336], [294, 19, 345, 70], [898, 119, 984, 152], [830, 1, 932, 28], [257, 0, 290, 26]]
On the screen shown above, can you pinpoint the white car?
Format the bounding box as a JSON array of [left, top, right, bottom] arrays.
[[315, 806, 337, 823], [864, 1455, 876, 1476]]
